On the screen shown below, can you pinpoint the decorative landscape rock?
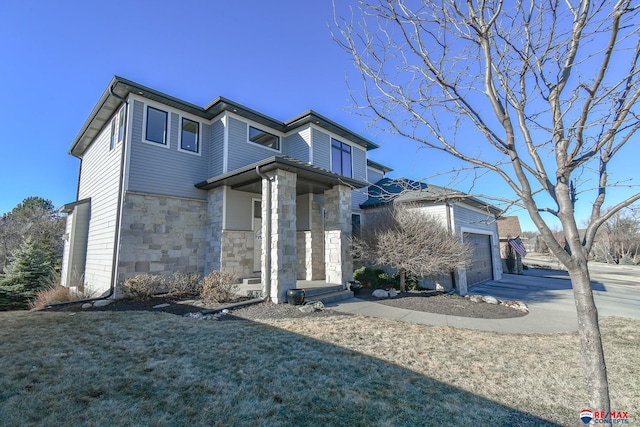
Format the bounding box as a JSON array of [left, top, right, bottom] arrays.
[[501, 300, 529, 313], [298, 301, 325, 313], [298, 305, 316, 313], [482, 295, 500, 305], [468, 295, 484, 303], [153, 303, 170, 309], [93, 300, 113, 307], [81, 303, 93, 309], [183, 312, 219, 320], [372, 289, 388, 298]]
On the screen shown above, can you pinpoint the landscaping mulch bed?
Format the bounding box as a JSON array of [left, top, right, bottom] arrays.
[[45, 288, 527, 320], [44, 296, 347, 321], [356, 288, 528, 319]]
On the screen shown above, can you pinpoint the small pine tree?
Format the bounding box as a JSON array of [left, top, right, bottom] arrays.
[[0, 238, 55, 309]]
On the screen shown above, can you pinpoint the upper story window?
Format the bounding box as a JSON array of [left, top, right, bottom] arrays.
[[180, 118, 199, 153], [145, 106, 168, 145], [249, 126, 279, 150], [117, 107, 126, 142], [110, 119, 116, 150], [331, 138, 352, 177]]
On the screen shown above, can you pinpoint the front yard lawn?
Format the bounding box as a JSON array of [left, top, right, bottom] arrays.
[[0, 310, 637, 426]]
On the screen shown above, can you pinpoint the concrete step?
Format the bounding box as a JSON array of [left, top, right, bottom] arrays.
[[303, 285, 344, 298], [308, 290, 354, 305]]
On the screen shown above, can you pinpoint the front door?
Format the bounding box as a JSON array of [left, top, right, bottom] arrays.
[[253, 199, 262, 273]]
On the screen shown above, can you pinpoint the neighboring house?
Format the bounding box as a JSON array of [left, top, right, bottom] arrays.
[[497, 216, 524, 274], [59, 76, 390, 303], [360, 178, 503, 294]]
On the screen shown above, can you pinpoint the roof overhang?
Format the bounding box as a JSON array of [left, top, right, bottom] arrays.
[[285, 110, 379, 151], [70, 76, 380, 157], [59, 198, 91, 214], [367, 159, 393, 173], [195, 156, 367, 196]]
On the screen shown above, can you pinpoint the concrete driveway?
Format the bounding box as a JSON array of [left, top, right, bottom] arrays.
[[469, 260, 640, 321], [330, 257, 639, 334]]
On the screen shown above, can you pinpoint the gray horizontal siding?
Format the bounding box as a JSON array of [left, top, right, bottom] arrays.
[[128, 100, 208, 200], [311, 128, 330, 170], [367, 167, 384, 185], [227, 117, 280, 172], [225, 189, 259, 231], [352, 147, 366, 182], [283, 128, 310, 163], [352, 188, 368, 210], [453, 204, 497, 234], [77, 115, 123, 294], [208, 119, 224, 177]]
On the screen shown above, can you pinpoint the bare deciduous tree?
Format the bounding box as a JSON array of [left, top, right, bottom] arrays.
[[353, 203, 470, 291], [592, 209, 640, 264], [334, 0, 640, 412]]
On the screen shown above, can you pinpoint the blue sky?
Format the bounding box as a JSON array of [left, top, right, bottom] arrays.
[[0, 0, 637, 232]]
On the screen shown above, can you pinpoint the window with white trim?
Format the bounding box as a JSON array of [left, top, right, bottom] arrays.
[[180, 117, 199, 153], [331, 138, 352, 177], [249, 126, 279, 150], [110, 118, 116, 150], [117, 107, 126, 142], [145, 106, 168, 145]]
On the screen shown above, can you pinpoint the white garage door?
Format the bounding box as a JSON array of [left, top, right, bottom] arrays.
[[464, 233, 493, 286]]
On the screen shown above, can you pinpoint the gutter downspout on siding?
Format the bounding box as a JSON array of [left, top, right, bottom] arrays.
[[52, 88, 127, 305], [256, 165, 272, 302], [109, 85, 129, 299]]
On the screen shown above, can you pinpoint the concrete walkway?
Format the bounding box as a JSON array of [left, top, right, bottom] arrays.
[[328, 295, 579, 334], [328, 268, 640, 334]]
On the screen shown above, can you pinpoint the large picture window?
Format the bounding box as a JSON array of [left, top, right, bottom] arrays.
[[181, 118, 199, 153], [249, 126, 279, 150], [331, 138, 352, 177], [145, 106, 168, 145]]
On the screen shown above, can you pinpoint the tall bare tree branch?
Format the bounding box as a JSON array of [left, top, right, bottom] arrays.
[[334, 0, 640, 414]]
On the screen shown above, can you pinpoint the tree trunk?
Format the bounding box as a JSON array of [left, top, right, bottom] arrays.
[[568, 263, 611, 415], [399, 268, 406, 293]]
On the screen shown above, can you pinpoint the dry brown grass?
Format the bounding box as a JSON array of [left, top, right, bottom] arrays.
[[29, 285, 77, 309], [0, 310, 636, 426]]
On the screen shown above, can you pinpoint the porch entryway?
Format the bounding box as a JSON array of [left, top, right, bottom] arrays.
[[196, 156, 368, 304]]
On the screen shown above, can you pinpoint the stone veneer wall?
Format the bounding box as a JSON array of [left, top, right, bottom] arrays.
[[221, 230, 256, 279], [295, 231, 325, 280], [324, 185, 352, 285], [118, 192, 207, 284], [296, 232, 307, 280], [262, 169, 297, 303], [205, 187, 224, 274]]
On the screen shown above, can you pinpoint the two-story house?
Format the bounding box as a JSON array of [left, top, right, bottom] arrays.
[[60, 76, 389, 303]]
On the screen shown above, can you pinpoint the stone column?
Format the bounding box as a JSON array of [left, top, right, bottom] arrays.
[[309, 194, 325, 280], [324, 185, 352, 285], [261, 169, 297, 303], [205, 186, 225, 275]]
